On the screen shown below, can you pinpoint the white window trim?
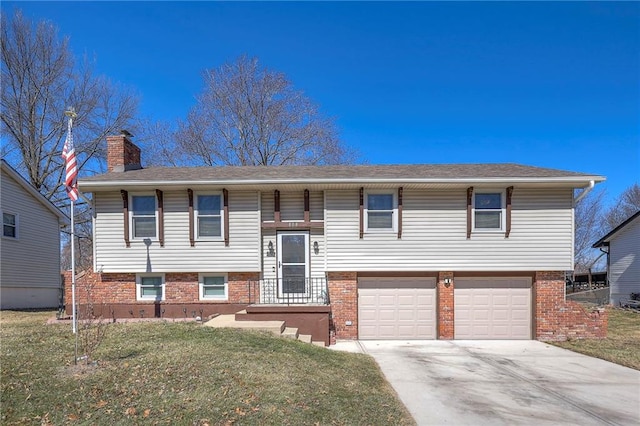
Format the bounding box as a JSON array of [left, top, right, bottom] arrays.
[[136, 273, 165, 301], [129, 193, 159, 241], [472, 189, 506, 233], [199, 273, 228, 300], [364, 190, 398, 233], [195, 192, 224, 241], [2, 211, 18, 240]]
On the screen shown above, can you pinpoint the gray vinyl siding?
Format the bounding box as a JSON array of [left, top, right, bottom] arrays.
[[608, 219, 640, 305], [93, 190, 260, 273], [1, 169, 61, 309], [325, 188, 574, 271]]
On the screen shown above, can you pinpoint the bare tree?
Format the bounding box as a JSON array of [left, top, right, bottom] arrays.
[[1, 10, 138, 207], [574, 189, 606, 272], [176, 55, 354, 166], [602, 183, 640, 231]]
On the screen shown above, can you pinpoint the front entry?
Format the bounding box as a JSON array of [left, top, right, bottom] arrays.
[[277, 231, 310, 299]]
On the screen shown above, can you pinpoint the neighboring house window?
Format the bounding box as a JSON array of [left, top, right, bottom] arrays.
[[473, 191, 505, 231], [131, 195, 157, 239], [137, 275, 164, 301], [365, 191, 397, 231], [199, 274, 227, 300], [2, 212, 17, 238], [196, 194, 223, 239]]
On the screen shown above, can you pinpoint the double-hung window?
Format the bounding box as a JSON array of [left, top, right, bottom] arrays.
[[473, 191, 505, 231], [137, 275, 164, 301], [2, 212, 17, 238], [131, 195, 157, 239], [196, 194, 222, 239], [365, 192, 397, 232], [199, 274, 227, 300]]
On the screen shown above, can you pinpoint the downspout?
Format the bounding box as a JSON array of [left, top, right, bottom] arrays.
[[599, 244, 610, 299], [574, 180, 595, 204]]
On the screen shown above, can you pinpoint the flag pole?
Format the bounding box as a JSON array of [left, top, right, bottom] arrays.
[[63, 107, 79, 364]]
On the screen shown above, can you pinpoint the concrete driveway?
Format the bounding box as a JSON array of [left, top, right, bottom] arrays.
[[354, 340, 640, 425]]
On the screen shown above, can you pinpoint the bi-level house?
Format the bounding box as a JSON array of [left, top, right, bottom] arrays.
[[70, 133, 608, 345]]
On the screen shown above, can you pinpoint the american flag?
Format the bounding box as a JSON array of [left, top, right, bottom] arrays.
[[61, 117, 79, 201]]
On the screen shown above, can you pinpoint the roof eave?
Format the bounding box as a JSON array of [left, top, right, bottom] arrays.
[[592, 211, 640, 248], [79, 175, 606, 191], [1, 160, 69, 223]]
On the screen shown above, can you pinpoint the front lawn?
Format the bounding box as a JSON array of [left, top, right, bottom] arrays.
[[1, 311, 414, 425], [552, 308, 640, 371]]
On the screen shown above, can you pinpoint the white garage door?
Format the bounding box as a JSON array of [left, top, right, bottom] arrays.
[[358, 277, 437, 340], [455, 277, 532, 339]]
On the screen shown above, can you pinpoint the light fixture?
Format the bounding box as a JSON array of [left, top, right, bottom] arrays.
[[444, 278, 452, 288], [267, 241, 275, 257], [313, 241, 319, 254]]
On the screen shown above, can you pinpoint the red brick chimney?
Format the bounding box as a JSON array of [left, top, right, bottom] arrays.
[[106, 131, 142, 172]]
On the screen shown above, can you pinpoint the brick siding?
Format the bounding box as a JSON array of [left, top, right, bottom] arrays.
[[62, 270, 259, 317], [327, 272, 358, 340], [534, 271, 607, 341], [437, 271, 455, 339]]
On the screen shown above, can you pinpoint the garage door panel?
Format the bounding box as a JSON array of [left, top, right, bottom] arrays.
[[358, 277, 436, 340], [492, 310, 509, 321], [455, 277, 532, 340]]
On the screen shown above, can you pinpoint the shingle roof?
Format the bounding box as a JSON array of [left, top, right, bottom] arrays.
[[81, 163, 602, 184]]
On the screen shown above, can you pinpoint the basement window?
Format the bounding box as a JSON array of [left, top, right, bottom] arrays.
[[199, 274, 228, 300], [137, 275, 164, 301]]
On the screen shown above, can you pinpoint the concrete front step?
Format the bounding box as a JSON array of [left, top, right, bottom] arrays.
[[312, 341, 326, 347], [204, 312, 325, 346], [282, 327, 299, 339], [203, 314, 285, 335], [297, 334, 312, 344]]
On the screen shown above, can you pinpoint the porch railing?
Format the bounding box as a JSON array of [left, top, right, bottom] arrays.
[[248, 277, 329, 305]]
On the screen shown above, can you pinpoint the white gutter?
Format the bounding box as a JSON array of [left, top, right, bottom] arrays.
[[573, 180, 595, 203], [80, 176, 606, 189]]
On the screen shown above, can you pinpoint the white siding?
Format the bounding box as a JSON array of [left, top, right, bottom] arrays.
[[94, 190, 260, 273], [325, 188, 574, 271], [1, 169, 61, 309], [261, 191, 324, 222], [281, 192, 304, 221], [609, 218, 640, 305]]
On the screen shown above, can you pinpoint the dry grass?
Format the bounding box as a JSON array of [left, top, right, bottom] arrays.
[[552, 308, 640, 371], [1, 311, 414, 425]]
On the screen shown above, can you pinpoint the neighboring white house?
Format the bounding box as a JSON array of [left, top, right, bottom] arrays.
[[71, 133, 610, 344], [1, 160, 67, 309], [593, 211, 640, 306]]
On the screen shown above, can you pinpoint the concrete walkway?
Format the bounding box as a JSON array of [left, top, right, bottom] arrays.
[[332, 340, 640, 425]]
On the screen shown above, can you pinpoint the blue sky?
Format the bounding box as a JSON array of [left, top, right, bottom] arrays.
[[6, 1, 639, 204]]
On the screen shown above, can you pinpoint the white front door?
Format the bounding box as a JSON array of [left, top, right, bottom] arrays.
[[277, 231, 310, 297]]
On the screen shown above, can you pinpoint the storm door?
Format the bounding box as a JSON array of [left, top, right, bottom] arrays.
[[277, 231, 309, 298]]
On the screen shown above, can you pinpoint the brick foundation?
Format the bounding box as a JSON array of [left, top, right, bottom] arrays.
[[437, 272, 454, 339], [327, 272, 358, 340], [63, 269, 607, 341], [534, 271, 607, 341], [63, 270, 259, 319]]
